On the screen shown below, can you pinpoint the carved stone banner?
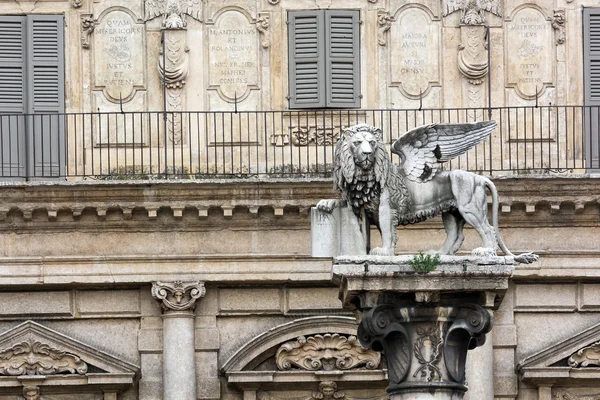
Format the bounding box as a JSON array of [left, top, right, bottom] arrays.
[[93, 8, 146, 101], [0, 340, 88, 376], [506, 6, 554, 99], [275, 333, 380, 371], [389, 6, 440, 99], [207, 9, 260, 102]]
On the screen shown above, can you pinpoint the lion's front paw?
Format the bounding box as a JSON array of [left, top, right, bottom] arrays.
[[316, 199, 340, 213], [514, 253, 539, 264], [369, 247, 395, 256]]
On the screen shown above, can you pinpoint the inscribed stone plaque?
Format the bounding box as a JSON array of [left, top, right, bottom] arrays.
[[94, 9, 145, 101], [207, 10, 259, 102], [506, 7, 553, 99], [390, 7, 440, 98]]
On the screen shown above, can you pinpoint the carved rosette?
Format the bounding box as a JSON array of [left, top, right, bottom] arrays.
[[81, 15, 95, 49], [0, 341, 88, 376], [567, 341, 600, 367], [552, 9, 566, 45], [357, 303, 491, 396], [152, 281, 206, 312], [275, 333, 380, 371]]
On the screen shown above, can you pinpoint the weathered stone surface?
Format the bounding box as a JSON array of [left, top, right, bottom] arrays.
[[219, 288, 281, 313], [0, 291, 72, 317], [77, 289, 140, 315]]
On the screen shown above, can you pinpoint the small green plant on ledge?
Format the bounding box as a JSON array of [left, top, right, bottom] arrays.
[[408, 251, 440, 273]]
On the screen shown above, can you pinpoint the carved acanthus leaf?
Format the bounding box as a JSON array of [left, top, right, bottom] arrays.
[[568, 341, 600, 367], [275, 333, 381, 371], [0, 341, 88, 376]]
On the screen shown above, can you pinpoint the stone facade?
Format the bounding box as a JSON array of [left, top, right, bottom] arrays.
[[0, 1, 599, 400]]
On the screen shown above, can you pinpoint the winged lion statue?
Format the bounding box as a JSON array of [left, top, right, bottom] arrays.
[[317, 122, 538, 263]]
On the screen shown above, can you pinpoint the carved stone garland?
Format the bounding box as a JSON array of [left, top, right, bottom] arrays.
[[568, 341, 600, 367], [0, 340, 88, 376], [276, 333, 381, 371]]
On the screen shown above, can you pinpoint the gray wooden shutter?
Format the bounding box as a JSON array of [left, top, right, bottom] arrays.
[[325, 10, 360, 108], [27, 14, 65, 177], [0, 16, 26, 178], [584, 8, 600, 170], [288, 10, 326, 109]]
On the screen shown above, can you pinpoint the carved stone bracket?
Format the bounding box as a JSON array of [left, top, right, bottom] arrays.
[[568, 341, 600, 367], [81, 14, 95, 49], [152, 281, 206, 312], [552, 9, 566, 45], [443, 0, 502, 25], [0, 340, 88, 376], [256, 13, 270, 48], [276, 333, 381, 371], [144, 0, 202, 29], [357, 302, 491, 396], [377, 10, 392, 46]]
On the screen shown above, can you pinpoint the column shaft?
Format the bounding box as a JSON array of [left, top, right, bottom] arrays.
[[163, 311, 196, 400]]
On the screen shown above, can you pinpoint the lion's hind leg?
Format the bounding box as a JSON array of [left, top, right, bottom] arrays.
[[439, 211, 466, 255]]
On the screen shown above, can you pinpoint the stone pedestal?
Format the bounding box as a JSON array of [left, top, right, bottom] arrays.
[[333, 255, 513, 400], [152, 281, 206, 400]]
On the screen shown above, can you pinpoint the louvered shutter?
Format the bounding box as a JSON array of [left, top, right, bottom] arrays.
[[325, 10, 360, 108], [585, 9, 600, 105], [27, 15, 65, 177], [288, 11, 326, 109], [0, 16, 26, 178]]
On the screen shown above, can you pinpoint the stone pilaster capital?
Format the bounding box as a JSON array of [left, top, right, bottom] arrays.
[[151, 281, 205, 312]]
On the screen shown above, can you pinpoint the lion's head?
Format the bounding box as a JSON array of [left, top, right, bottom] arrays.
[[333, 123, 390, 193]]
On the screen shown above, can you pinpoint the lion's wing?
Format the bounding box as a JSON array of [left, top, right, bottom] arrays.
[[391, 121, 497, 182]]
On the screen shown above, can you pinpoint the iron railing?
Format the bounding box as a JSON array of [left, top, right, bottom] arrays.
[[0, 105, 598, 180]]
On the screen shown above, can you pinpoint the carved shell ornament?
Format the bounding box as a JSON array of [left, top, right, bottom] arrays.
[[0, 340, 88, 376], [275, 333, 381, 371]]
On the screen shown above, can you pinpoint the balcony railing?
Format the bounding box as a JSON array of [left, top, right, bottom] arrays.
[[0, 105, 598, 180]]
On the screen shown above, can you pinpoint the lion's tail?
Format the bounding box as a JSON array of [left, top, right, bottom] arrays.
[[482, 176, 539, 264], [482, 176, 513, 257]]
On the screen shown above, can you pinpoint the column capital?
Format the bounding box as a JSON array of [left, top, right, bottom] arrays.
[[151, 281, 205, 312]]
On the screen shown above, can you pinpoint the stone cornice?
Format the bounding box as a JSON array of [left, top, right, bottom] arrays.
[[0, 177, 597, 228]]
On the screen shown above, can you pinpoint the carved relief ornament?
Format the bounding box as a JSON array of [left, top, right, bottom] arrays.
[[552, 9, 565, 45], [72, 0, 83, 8], [554, 389, 600, 400], [568, 341, 600, 367], [275, 333, 381, 371], [377, 10, 392, 46], [0, 340, 88, 376], [81, 14, 95, 49], [152, 281, 206, 311], [443, 0, 502, 25], [256, 13, 271, 48], [144, 0, 202, 29]]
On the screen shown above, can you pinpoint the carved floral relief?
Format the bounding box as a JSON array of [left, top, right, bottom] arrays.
[[0, 341, 88, 376], [275, 333, 381, 371]]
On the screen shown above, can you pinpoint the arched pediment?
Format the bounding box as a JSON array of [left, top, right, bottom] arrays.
[[222, 316, 387, 391]]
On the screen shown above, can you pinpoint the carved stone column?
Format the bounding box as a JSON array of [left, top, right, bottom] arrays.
[[152, 281, 206, 400], [334, 257, 513, 400]]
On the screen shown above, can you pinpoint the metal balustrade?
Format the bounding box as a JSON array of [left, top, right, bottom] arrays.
[[0, 105, 598, 180]]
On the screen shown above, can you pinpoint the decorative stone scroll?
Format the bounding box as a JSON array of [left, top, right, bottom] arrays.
[[152, 281, 206, 311], [567, 341, 600, 367], [207, 9, 260, 102], [93, 8, 146, 102], [81, 14, 95, 49], [552, 9, 565, 45], [144, 0, 202, 29], [0, 340, 88, 376], [443, 0, 502, 25], [275, 333, 381, 371], [389, 6, 441, 99], [506, 6, 554, 99]]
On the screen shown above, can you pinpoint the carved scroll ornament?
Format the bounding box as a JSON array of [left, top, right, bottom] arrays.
[[568, 341, 600, 367], [256, 13, 271, 48], [152, 281, 206, 311], [81, 15, 95, 49], [0, 341, 88, 376], [377, 10, 392, 46], [276, 333, 381, 371]]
